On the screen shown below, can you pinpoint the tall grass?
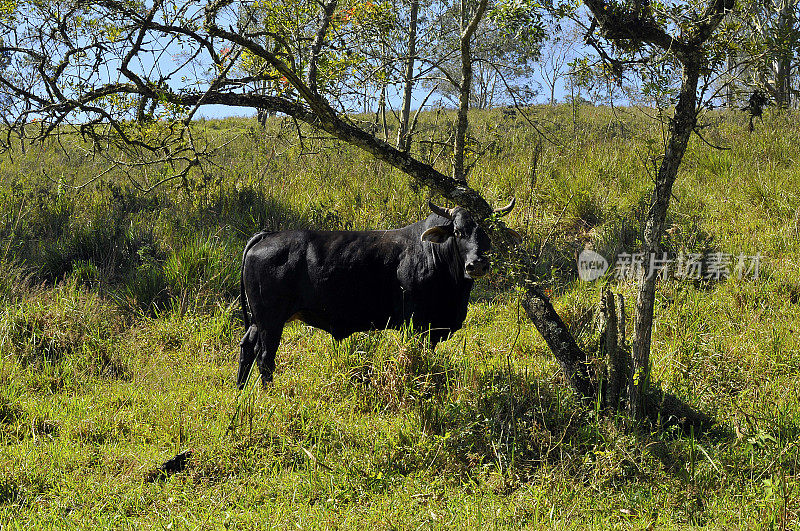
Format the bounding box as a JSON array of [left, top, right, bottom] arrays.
[[0, 105, 799, 527]]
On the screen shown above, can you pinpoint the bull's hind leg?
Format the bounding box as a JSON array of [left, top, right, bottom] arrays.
[[256, 324, 283, 387], [237, 325, 259, 389]]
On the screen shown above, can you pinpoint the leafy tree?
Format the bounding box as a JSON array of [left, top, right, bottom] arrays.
[[737, 0, 799, 108], [576, 0, 735, 419], [428, 0, 546, 109]]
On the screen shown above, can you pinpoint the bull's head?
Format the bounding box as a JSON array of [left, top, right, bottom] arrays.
[[421, 199, 521, 279]]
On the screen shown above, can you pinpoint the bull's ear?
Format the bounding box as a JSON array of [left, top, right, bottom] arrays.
[[508, 228, 523, 245], [421, 226, 452, 244]]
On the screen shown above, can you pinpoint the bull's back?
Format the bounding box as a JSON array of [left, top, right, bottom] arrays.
[[243, 229, 414, 337]]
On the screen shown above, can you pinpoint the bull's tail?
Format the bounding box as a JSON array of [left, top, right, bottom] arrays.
[[240, 231, 271, 329]]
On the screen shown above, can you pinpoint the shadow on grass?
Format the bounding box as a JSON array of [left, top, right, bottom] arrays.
[[397, 361, 728, 483], [641, 386, 722, 437], [215, 343, 735, 503]]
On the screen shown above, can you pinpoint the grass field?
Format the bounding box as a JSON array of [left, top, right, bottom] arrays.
[[1, 104, 799, 528]]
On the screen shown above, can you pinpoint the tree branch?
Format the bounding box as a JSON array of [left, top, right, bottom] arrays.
[[308, 0, 338, 95]]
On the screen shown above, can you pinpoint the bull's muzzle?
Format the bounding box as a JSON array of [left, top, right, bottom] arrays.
[[465, 259, 489, 279]]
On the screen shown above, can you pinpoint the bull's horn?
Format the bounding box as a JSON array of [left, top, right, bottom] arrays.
[[493, 197, 516, 217], [429, 201, 455, 219]]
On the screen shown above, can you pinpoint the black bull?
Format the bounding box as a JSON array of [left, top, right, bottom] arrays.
[[237, 201, 518, 388]]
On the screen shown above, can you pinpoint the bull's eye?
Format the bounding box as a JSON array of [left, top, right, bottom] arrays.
[[454, 229, 463, 238]]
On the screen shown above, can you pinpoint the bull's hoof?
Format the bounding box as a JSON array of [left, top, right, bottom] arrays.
[[259, 372, 274, 388]]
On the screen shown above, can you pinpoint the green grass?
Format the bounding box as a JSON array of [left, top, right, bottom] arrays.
[[1, 104, 799, 528]]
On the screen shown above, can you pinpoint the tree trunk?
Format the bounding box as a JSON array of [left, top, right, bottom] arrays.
[[775, 53, 791, 109], [397, 0, 418, 151], [453, 2, 471, 182], [453, 0, 487, 182], [628, 59, 701, 421], [522, 287, 596, 398], [775, 2, 794, 109], [726, 52, 735, 108], [257, 108, 269, 127], [381, 83, 389, 142], [598, 289, 620, 408]]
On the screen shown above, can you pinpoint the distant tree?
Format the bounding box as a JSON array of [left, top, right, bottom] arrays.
[[397, 0, 420, 150], [740, 0, 799, 108], [706, 0, 799, 109], [428, 0, 546, 109], [536, 20, 581, 105]]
